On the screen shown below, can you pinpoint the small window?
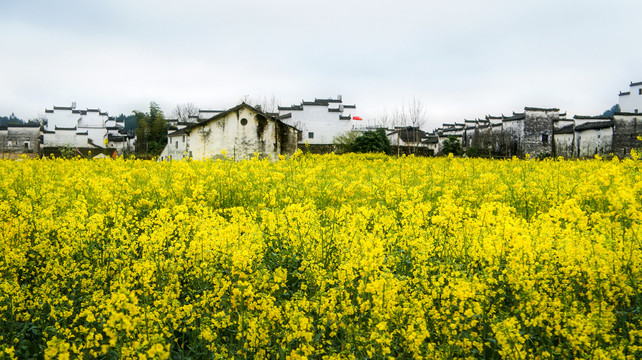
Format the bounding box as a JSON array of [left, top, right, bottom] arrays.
[[170, 138, 172, 143], [182, 136, 185, 143], [308, 132, 314, 139], [240, 118, 248, 126], [297, 131, 303, 141], [635, 109, 639, 114], [639, 89, 641, 95], [175, 141, 178, 149], [541, 134, 549, 145], [24, 142, 29, 149]]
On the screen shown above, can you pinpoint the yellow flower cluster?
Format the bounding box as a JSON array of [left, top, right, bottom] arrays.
[[0, 153, 641, 359]]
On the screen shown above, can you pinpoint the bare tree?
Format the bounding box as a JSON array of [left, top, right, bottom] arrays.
[[173, 103, 198, 123], [391, 104, 408, 128], [373, 109, 390, 129], [407, 97, 426, 129], [383, 97, 428, 154], [239, 95, 280, 115]]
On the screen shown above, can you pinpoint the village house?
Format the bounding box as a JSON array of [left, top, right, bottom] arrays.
[[387, 126, 434, 155], [432, 95, 640, 158], [618, 81, 642, 113], [159, 103, 299, 161], [571, 115, 613, 157], [277, 95, 359, 150], [0, 123, 41, 158], [41, 103, 134, 155]]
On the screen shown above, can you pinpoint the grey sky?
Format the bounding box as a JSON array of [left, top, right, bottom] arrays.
[[1, 0, 640, 129]]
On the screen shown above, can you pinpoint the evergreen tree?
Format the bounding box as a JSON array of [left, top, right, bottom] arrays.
[[441, 135, 463, 156], [602, 104, 620, 117], [352, 128, 391, 154], [134, 102, 167, 155]]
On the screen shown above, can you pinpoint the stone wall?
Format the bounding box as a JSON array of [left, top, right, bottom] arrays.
[[612, 113, 641, 158], [522, 108, 557, 157]]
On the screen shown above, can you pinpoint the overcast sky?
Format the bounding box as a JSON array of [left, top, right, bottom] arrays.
[[1, 0, 640, 129]]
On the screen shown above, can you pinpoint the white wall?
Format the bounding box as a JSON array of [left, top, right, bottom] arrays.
[[279, 100, 356, 145], [189, 107, 281, 161], [78, 110, 106, 128], [45, 108, 80, 130], [575, 128, 612, 157], [43, 130, 87, 147], [618, 82, 642, 113], [160, 132, 189, 160]]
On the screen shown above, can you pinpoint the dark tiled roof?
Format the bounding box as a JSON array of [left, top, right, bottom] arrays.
[[278, 113, 292, 120], [328, 108, 341, 112], [343, 104, 356, 109], [575, 120, 613, 131], [186, 102, 299, 133], [45, 109, 53, 113], [4, 123, 41, 128], [339, 115, 351, 120], [302, 100, 329, 106], [315, 98, 342, 103], [524, 107, 560, 112], [554, 124, 575, 134], [631, 81, 642, 87], [619, 91, 630, 96], [53, 106, 73, 110], [503, 114, 525, 122], [76, 131, 88, 135], [168, 129, 187, 137], [613, 112, 640, 116], [573, 115, 612, 120], [278, 105, 303, 111], [55, 126, 77, 130], [389, 127, 428, 143]]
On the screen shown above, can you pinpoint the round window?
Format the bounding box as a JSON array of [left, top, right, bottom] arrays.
[[240, 118, 248, 126]]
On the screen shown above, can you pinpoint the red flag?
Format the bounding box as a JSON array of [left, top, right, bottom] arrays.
[[353, 116, 363, 121]]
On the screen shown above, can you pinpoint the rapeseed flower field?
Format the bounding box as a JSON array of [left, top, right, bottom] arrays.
[[0, 153, 641, 359]]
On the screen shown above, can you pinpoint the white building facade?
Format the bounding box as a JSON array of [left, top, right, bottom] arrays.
[[618, 81, 642, 113], [278, 95, 359, 145], [42, 104, 135, 153]]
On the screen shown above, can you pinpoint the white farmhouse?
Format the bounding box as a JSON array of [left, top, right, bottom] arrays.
[[159, 103, 299, 161], [42, 103, 135, 154], [618, 81, 642, 113], [278, 95, 358, 145]]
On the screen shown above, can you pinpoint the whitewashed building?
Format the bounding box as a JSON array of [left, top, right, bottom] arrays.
[[159, 103, 299, 161], [278, 95, 359, 145], [42, 103, 134, 153], [618, 81, 642, 113]]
